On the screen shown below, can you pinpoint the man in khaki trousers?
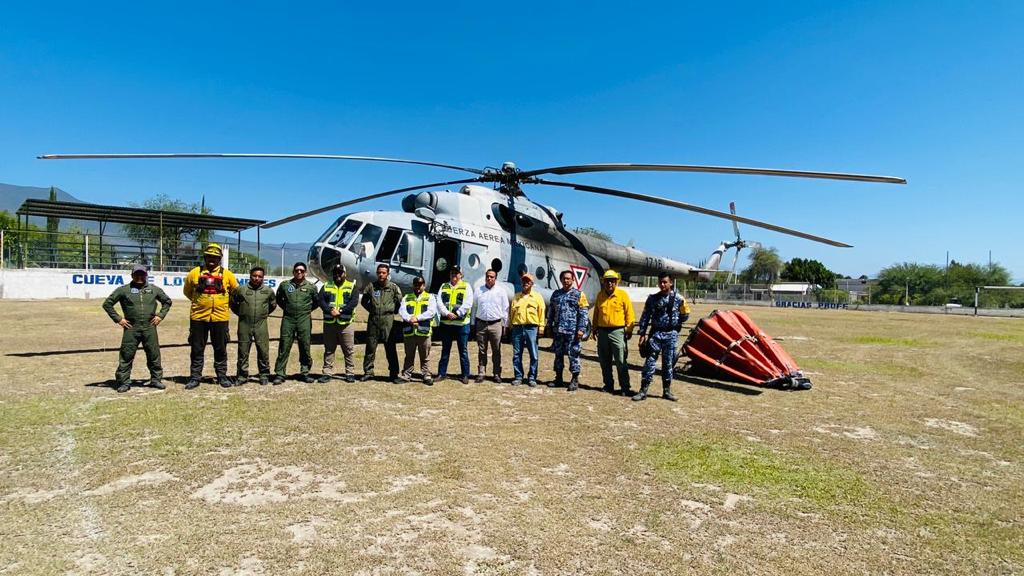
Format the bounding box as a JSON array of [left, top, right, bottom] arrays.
[[397, 276, 438, 385], [473, 269, 509, 383]]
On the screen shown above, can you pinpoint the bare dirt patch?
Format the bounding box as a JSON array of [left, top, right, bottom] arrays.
[[1, 301, 1022, 574]]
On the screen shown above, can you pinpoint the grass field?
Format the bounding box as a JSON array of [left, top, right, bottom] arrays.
[[1, 300, 1021, 575]]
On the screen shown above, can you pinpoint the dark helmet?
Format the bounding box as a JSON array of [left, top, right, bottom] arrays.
[[332, 264, 346, 276]]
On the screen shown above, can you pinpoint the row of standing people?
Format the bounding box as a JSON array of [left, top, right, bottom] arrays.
[[103, 244, 689, 401]]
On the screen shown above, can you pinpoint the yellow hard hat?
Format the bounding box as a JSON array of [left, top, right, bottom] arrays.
[[203, 243, 223, 257], [602, 269, 621, 280]]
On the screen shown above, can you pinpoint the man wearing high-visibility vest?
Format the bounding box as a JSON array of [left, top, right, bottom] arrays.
[[318, 264, 358, 383], [397, 275, 438, 385], [591, 269, 636, 396], [435, 265, 474, 384], [183, 243, 239, 389]]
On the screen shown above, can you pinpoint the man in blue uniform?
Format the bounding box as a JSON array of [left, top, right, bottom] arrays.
[[546, 270, 589, 392], [634, 272, 691, 402]]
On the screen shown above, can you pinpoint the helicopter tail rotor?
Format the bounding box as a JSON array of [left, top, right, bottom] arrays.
[[724, 202, 764, 283]]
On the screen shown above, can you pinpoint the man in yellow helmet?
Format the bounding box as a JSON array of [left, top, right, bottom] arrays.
[[183, 243, 239, 389], [591, 269, 636, 395]]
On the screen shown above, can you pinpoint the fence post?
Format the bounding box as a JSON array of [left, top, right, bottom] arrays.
[[85, 234, 90, 270], [1, 229, 4, 269]]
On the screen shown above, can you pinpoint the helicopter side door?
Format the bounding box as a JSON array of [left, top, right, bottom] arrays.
[[430, 239, 460, 294]]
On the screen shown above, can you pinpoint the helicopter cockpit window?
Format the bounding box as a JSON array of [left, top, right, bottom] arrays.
[[395, 233, 424, 267], [317, 217, 345, 244], [349, 223, 383, 255], [329, 219, 363, 249], [377, 228, 403, 263]]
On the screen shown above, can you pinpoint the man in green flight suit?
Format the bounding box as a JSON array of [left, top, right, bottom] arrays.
[[360, 263, 403, 382], [230, 266, 277, 386], [101, 264, 173, 393], [273, 262, 326, 384]]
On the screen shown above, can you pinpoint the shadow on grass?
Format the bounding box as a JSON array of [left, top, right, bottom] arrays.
[[674, 373, 764, 396]]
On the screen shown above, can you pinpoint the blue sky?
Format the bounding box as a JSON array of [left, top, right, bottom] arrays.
[[2, 2, 1021, 280]]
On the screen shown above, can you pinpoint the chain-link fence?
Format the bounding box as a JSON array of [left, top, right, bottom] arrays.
[[0, 229, 294, 273]]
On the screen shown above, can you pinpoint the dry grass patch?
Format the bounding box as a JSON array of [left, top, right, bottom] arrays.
[[1, 300, 1023, 574]]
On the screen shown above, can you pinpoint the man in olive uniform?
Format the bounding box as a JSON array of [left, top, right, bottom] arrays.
[[360, 263, 403, 382], [183, 243, 239, 389], [230, 266, 277, 386], [318, 264, 358, 383], [273, 262, 325, 384], [102, 264, 172, 393]]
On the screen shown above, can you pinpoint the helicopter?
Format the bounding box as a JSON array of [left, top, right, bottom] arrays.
[[38, 153, 906, 301]]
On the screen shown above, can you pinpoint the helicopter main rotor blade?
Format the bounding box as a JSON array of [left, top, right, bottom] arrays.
[[522, 163, 906, 184], [730, 201, 741, 240], [533, 178, 853, 248], [38, 153, 487, 176], [261, 177, 482, 229]]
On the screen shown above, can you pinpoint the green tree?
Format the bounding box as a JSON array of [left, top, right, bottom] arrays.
[[46, 187, 60, 265], [572, 227, 613, 242], [121, 194, 212, 269], [874, 263, 944, 305], [781, 257, 838, 289], [738, 246, 783, 284]]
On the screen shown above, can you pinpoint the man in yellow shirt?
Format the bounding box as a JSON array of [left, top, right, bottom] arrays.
[[508, 273, 545, 387], [182, 243, 239, 389], [591, 269, 636, 395]]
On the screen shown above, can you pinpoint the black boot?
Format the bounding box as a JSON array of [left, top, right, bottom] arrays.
[[663, 382, 678, 402], [549, 373, 563, 388], [632, 381, 651, 402], [567, 374, 579, 392]]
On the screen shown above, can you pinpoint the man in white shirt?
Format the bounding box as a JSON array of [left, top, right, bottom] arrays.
[[473, 269, 510, 383], [398, 276, 438, 385]]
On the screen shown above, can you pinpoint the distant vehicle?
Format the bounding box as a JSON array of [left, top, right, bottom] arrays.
[[945, 298, 963, 308]]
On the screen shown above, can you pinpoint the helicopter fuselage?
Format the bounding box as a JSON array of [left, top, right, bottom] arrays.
[[306, 184, 702, 303]]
